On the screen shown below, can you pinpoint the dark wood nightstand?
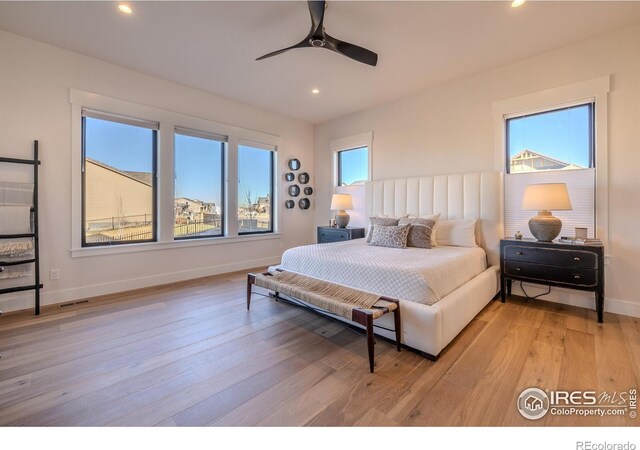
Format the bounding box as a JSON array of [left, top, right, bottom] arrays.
[[500, 238, 605, 323], [317, 226, 365, 244]]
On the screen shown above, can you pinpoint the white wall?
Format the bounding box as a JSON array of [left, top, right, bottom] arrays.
[[314, 24, 640, 318], [0, 30, 315, 313]]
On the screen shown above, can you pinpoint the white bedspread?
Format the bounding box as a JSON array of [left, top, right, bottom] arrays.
[[278, 239, 487, 306]]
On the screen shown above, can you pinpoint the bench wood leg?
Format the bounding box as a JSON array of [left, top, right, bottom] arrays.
[[247, 274, 255, 311], [366, 314, 375, 373], [393, 303, 401, 352]]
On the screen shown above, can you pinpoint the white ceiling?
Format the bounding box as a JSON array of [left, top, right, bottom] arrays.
[[1, 1, 640, 124]]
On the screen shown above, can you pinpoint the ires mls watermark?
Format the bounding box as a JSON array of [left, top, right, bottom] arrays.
[[517, 387, 637, 420]]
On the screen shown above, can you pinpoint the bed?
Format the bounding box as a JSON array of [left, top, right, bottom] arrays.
[[276, 171, 503, 358]]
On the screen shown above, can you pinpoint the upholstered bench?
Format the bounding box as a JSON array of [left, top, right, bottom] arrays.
[[247, 270, 401, 373]]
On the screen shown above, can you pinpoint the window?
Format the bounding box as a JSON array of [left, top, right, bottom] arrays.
[[82, 110, 157, 246], [337, 146, 369, 186], [504, 102, 596, 239], [237, 143, 274, 234], [174, 128, 226, 239], [507, 103, 594, 174]]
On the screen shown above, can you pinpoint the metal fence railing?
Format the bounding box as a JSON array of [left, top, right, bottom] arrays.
[[86, 214, 153, 232]]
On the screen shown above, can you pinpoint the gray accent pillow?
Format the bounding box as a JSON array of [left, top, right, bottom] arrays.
[[367, 216, 400, 243], [369, 224, 411, 249], [398, 218, 436, 249]]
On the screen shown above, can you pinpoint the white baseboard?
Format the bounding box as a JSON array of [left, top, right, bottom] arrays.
[[0, 255, 281, 314], [511, 283, 640, 319]]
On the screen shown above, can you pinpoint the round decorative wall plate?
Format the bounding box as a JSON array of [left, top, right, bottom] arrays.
[[288, 185, 300, 197], [299, 198, 310, 210], [303, 187, 313, 195], [298, 172, 310, 184], [285, 200, 295, 209], [288, 159, 301, 171], [285, 172, 295, 182]]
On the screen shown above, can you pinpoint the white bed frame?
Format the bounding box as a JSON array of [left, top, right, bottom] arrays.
[[363, 171, 503, 358]]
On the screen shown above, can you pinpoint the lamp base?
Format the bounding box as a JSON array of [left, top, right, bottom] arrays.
[[335, 210, 350, 228], [528, 210, 562, 242]]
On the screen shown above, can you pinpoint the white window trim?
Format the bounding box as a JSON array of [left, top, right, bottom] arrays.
[[492, 75, 610, 250], [69, 88, 281, 257], [330, 131, 373, 187]]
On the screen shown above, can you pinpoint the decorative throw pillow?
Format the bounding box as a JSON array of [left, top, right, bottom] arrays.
[[366, 216, 400, 243], [369, 224, 411, 249], [408, 213, 441, 246], [398, 218, 436, 248], [436, 217, 478, 247]]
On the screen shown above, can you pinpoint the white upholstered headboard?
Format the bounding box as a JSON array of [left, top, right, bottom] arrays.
[[365, 171, 503, 266]]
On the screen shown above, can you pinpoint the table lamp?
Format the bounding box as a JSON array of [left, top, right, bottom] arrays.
[[330, 194, 353, 228], [522, 183, 572, 241]]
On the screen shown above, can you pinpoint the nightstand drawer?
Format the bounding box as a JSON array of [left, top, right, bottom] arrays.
[[504, 261, 597, 287], [504, 245, 597, 269], [318, 229, 349, 243]]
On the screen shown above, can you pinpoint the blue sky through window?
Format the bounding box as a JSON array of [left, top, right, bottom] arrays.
[[238, 144, 272, 207], [507, 104, 592, 168], [174, 133, 223, 204], [339, 147, 368, 186], [84, 117, 154, 173]]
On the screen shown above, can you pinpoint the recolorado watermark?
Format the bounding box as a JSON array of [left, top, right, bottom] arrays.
[[517, 387, 637, 420], [576, 442, 637, 450]]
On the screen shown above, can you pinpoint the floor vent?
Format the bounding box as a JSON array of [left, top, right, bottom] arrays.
[[59, 300, 89, 308]]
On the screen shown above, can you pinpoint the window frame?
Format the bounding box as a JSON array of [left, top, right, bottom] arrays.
[[173, 127, 227, 241], [493, 75, 610, 251], [336, 146, 369, 187], [80, 112, 159, 248], [505, 102, 595, 175], [237, 145, 275, 236], [330, 131, 373, 187], [70, 89, 282, 258]]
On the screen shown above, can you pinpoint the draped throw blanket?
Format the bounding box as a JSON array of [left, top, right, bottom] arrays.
[[0, 182, 34, 206], [254, 271, 389, 320]]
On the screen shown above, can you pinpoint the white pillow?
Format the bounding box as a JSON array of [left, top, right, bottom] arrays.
[[435, 218, 478, 247]]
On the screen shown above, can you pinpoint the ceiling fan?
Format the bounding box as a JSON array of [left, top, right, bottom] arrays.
[[256, 0, 378, 67]]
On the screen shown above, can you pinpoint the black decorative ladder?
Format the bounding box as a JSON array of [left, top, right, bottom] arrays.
[[0, 140, 43, 315]]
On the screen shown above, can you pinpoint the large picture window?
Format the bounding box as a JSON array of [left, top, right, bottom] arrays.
[[504, 102, 596, 239], [174, 128, 226, 240], [337, 146, 369, 186], [237, 143, 274, 234], [81, 111, 157, 246]]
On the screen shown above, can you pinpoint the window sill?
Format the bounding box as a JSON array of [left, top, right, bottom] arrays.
[[70, 233, 281, 258]]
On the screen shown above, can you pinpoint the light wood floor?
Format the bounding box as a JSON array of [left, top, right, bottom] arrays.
[[0, 269, 638, 426]]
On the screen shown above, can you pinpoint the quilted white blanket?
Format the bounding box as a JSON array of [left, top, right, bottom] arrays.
[[278, 239, 487, 306]]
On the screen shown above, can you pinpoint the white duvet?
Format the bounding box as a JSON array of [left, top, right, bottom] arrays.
[[278, 239, 487, 306]]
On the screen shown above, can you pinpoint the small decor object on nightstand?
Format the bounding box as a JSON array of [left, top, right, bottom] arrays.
[[330, 194, 353, 228], [522, 183, 572, 242], [514, 230, 523, 240]]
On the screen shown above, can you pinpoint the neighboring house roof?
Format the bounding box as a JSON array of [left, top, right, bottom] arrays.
[[510, 149, 584, 171], [86, 158, 153, 186]]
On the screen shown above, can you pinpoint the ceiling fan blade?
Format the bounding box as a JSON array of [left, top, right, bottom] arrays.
[[256, 39, 312, 61], [324, 34, 378, 66], [307, 0, 326, 35]]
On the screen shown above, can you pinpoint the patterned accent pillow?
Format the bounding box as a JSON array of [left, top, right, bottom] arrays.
[[369, 224, 411, 249], [366, 216, 401, 243], [398, 218, 436, 248]]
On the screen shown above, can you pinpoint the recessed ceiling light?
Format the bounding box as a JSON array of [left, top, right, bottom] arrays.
[[118, 4, 133, 14], [311, 89, 320, 94], [511, 0, 526, 8]]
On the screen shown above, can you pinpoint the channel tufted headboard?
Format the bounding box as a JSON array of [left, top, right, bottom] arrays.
[[365, 171, 503, 266]]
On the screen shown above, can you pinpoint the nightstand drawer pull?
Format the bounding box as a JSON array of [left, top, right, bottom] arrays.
[[516, 251, 523, 256], [574, 257, 581, 261], [574, 275, 581, 279], [515, 267, 522, 271]]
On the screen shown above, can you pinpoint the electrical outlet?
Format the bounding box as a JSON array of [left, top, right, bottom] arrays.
[[604, 256, 611, 266], [50, 269, 60, 280]]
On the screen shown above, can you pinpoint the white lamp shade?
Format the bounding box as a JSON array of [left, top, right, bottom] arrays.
[[330, 193, 353, 210], [522, 183, 572, 211]]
